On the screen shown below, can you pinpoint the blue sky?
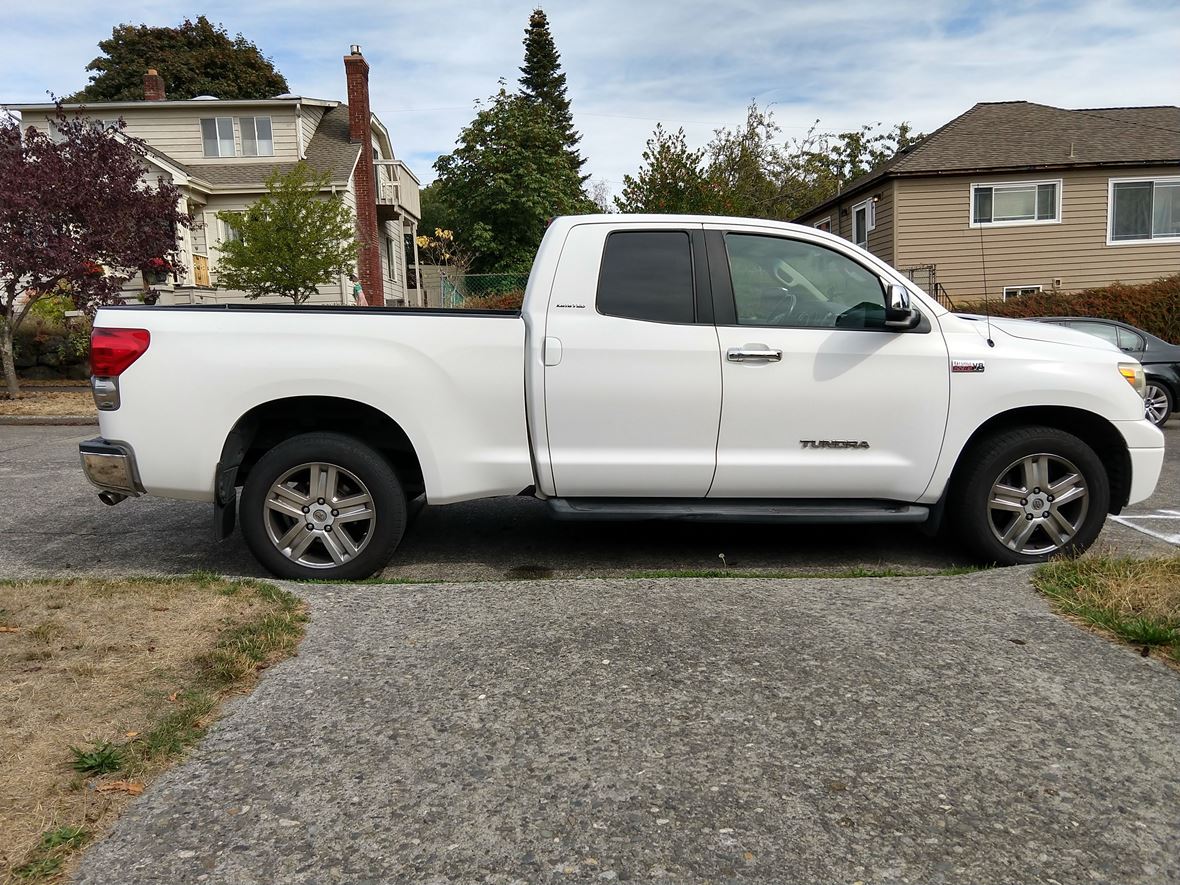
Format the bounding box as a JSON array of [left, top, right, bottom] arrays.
[[3, 0, 1178, 197]]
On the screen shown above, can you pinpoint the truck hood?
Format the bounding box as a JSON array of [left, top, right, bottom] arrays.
[[955, 315, 1121, 353]]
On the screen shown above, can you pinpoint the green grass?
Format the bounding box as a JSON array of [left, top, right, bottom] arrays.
[[68, 742, 124, 775], [1034, 556, 1180, 663], [12, 826, 90, 880]]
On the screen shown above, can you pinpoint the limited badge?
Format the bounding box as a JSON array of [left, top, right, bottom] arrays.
[[951, 360, 985, 373]]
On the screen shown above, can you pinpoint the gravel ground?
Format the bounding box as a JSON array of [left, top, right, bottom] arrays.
[[74, 569, 1180, 885]]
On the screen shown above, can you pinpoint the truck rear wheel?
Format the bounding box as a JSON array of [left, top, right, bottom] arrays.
[[240, 432, 407, 580], [952, 426, 1109, 566]]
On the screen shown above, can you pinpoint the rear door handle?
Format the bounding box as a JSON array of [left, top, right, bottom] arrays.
[[727, 346, 783, 363]]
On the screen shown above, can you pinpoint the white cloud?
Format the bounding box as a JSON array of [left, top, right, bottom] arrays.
[[2, 0, 1177, 193]]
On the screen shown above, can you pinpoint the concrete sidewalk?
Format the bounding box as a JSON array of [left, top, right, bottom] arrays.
[[75, 570, 1179, 885]]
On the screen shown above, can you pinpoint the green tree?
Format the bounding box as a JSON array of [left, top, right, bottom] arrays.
[[417, 182, 457, 244], [433, 87, 593, 273], [705, 102, 787, 217], [518, 8, 585, 178], [214, 163, 357, 304], [70, 16, 288, 102], [614, 125, 716, 214]]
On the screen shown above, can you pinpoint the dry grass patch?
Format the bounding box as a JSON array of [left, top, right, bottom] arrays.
[[1034, 556, 1180, 667], [0, 390, 95, 417], [0, 575, 306, 883]]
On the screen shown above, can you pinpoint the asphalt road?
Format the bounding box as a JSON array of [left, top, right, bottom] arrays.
[[73, 571, 1180, 884], [0, 424, 1176, 580]]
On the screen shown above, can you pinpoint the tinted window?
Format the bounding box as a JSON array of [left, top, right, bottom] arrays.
[[597, 231, 694, 323], [1069, 321, 1120, 348], [725, 234, 886, 329], [1116, 326, 1145, 352]]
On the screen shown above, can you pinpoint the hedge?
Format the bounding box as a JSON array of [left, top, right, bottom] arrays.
[[970, 274, 1180, 344]]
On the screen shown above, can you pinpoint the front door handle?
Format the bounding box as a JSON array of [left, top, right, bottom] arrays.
[[727, 345, 783, 363]]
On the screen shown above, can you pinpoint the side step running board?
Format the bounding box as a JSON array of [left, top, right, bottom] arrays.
[[547, 498, 930, 524]]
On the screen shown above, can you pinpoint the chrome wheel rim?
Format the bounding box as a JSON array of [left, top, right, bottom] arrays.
[[1144, 384, 1169, 425], [263, 462, 375, 569], [987, 453, 1089, 555]]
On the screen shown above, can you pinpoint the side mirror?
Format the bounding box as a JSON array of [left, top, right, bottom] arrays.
[[884, 283, 919, 329]]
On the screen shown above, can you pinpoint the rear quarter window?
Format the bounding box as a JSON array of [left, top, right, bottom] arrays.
[[596, 231, 695, 324]]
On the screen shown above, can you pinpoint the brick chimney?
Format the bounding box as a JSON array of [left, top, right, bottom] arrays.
[[143, 68, 166, 101], [344, 45, 383, 306]]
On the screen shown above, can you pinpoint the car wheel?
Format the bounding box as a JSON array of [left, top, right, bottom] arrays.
[[1143, 383, 1172, 427], [952, 426, 1109, 566], [240, 432, 406, 580]]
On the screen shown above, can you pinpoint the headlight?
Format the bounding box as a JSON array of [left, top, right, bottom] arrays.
[[1118, 362, 1146, 398]]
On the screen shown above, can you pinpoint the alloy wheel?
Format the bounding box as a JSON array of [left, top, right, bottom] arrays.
[[987, 453, 1089, 555], [262, 461, 376, 568], [1144, 384, 1169, 425]]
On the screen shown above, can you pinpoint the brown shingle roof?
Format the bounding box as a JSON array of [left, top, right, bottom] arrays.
[[796, 101, 1180, 220], [189, 105, 361, 190]]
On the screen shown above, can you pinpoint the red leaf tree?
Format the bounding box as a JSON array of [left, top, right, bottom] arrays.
[[0, 106, 191, 396]]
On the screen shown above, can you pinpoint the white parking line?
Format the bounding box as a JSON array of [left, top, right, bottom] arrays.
[[1111, 509, 1180, 545]]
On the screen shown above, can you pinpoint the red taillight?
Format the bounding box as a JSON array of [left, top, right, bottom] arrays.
[[90, 328, 150, 377]]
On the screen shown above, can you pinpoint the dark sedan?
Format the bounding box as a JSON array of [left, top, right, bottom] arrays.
[[1030, 317, 1180, 426]]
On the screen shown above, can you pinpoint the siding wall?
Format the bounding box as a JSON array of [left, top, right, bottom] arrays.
[[298, 106, 325, 158], [798, 180, 895, 265], [19, 106, 301, 165], [893, 165, 1180, 302]]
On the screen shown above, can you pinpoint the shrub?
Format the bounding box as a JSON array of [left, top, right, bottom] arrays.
[[459, 290, 524, 311], [969, 274, 1180, 344]]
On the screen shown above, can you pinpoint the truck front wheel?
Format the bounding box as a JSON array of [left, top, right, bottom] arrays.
[[240, 432, 407, 580], [953, 426, 1110, 565]]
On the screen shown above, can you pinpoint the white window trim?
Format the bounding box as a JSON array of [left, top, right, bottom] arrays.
[[1106, 174, 1180, 246], [238, 115, 274, 157], [813, 216, 832, 233], [850, 199, 875, 248], [1002, 284, 1042, 301], [202, 116, 236, 158], [969, 179, 1062, 228]]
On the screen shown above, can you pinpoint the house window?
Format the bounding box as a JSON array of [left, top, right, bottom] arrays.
[[851, 200, 874, 249], [1002, 284, 1042, 300], [220, 215, 243, 244], [1109, 177, 1180, 243], [239, 116, 273, 157], [972, 181, 1060, 226], [201, 117, 235, 157], [386, 236, 398, 281], [814, 217, 832, 233]]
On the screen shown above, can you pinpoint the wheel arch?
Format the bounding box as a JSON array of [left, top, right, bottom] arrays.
[[216, 397, 426, 537], [950, 406, 1131, 515]]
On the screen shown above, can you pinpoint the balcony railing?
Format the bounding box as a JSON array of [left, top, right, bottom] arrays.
[[374, 159, 421, 221]]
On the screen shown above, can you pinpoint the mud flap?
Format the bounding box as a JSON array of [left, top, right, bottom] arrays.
[[213, 464, 238, 540]]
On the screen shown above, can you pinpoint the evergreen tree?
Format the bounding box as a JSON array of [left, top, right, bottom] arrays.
[[519, 8, 585, 178]]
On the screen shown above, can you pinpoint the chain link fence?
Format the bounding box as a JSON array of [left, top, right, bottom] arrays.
[[440, 272, 530, 310]]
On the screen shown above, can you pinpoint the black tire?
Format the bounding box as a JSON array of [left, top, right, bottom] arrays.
[[1144, 382, 1172, 427], [951, 426, 1110, 566], [240, 432, 406, 580]]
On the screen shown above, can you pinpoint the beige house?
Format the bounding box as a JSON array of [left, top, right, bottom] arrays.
[[10, 46, 422, 307], [796, 102, 1180, 304]]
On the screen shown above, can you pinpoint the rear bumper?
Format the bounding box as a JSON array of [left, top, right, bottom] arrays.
[[79, 438, 144, 496]]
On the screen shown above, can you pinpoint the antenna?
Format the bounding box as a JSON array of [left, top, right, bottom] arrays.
[[977, 222, 995, 347]]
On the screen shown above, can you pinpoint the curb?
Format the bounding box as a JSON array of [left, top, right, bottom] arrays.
[[0, 415, 99, 426]]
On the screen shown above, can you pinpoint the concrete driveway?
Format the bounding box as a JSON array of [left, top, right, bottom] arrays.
[[72, 570, 1179, 884], [0, 424, 1176, 580]]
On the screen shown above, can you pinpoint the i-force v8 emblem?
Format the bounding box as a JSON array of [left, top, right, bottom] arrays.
[[951, 360, 986, 373]]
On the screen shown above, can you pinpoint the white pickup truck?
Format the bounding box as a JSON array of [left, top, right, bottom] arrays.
[[80, 215, 1164, 578]]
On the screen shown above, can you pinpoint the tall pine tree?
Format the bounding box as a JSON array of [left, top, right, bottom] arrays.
[[519, 8, 585, 179]]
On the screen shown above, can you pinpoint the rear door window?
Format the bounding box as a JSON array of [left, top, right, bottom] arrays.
[[1116, 326, 1145, 353], [596, 231, 695, 324], [1069, 321, 1120, 348]]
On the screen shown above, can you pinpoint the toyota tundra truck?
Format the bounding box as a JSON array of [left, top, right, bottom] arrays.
[[79, 215, 1165, 578]]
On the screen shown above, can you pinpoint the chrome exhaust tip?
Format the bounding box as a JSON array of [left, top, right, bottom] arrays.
[[97, 491, 128, 506]]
